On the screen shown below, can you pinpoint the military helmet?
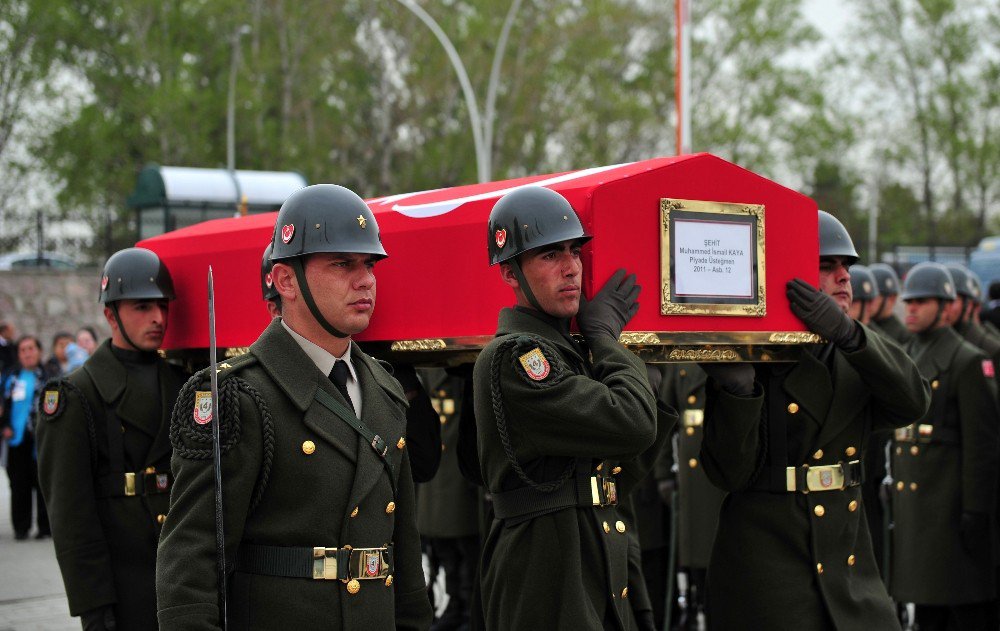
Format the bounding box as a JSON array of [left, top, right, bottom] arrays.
[[488, 186, 592, 265], [818, 210, 859, 265], [868, 263, 901, 296], [99, 247, 175, 304], [270, 184, 387, 262], [968, 273, 984, 304], [944, 263, 978, 301], [849, 265, 880, 302], [260, 243, 279, 302], [901, 262, 957, 301]]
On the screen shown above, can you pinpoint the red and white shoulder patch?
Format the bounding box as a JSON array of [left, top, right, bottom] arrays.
[[983, 359, 995, 378]]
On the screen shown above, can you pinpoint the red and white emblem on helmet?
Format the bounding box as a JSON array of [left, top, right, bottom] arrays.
[[495, 228, 507, 249], [101, 275, 109, 291], [281, 224, 295, 244], [265, 273, 273, 288]]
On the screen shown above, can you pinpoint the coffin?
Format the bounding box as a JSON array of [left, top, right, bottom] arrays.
[[138, 153, 820, 365]]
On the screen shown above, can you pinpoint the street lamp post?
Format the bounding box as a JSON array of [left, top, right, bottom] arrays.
[[396, 0, 522, 183], [226, 24, 252, 173]]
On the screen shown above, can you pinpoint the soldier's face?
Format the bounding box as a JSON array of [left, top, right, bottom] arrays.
[[505, 240, 583, 318], [106, 299, 169, 351], [302, 252, 377, 335], [818, 257, 852, 313], [904, 298, 945, 332]]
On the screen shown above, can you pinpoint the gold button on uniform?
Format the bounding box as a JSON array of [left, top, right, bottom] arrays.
[[816, 563, 824, 574], [386, 502, 396, 514], [910, 446, 919, 456], [895, 446, 903, 456], [814, 505, 825, 517], [603, 522, 611, 534], [848, 500, 858, 512], [302, 440, 316, 455], [347, 579, 360, 594], [615, 521, 626, 533], [397, 437, 406, 449], [812, 450, 824, 460], [680, 369, 687, 377], [686, 427, 695, 436], [896, 481, 904, 491], [350, 507, 359, 518], [145, 466, 157, 474], [157, 514, 166, 524], [847, 555, 856, 566], [612, 466, 622, 475], [910, 482, 918, 491], [787, 403, 799, 414], [687, 395, 697, 405], [845, 446, 857, 457], [688, 458, 698, 469], [931, 379, 940, 390], [385, 575, 393, 587], [622, 587, 629, 599]]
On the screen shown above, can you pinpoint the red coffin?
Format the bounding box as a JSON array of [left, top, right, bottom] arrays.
[[139, 153, 818, 362]]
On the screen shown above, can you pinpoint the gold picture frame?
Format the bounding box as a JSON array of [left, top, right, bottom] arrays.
[[660, 198, 766, 317]]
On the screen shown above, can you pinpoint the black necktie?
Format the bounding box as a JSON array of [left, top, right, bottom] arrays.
[[329, 360, 356, 415]]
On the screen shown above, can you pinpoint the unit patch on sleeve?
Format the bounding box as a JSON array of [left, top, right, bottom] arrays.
[[983, 359, 995, 378], [518, 348, 551, 381]]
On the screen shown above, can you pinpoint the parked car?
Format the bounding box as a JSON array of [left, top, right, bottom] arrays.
[[970, 236, 1000, 290], [0, 252, 78, 270]]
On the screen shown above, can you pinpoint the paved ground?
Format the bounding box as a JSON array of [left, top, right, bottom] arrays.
[[0, 471, 76, 630]]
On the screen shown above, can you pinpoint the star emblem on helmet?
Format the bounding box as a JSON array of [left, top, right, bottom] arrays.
[[357, 215, 367, 229]]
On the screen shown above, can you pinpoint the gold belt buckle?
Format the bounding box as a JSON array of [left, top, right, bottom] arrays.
[[894, 424, 915, 442], [590, 476, 618, 507], [124, 472, 136, 497], [805, 465, 845, 492], [313, 547, 338, 580], [351, 547, 389, 579], [917, 424, 934, 441], [683, 409, 704, 428]]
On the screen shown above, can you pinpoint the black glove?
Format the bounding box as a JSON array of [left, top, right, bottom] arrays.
[[786, 278, 861, 350], [657, 478, 675, 507], [644, 364, 664, 395], [700, 362, 755, 397], [960, 511, 989, 554], [81, 605, 116, 631], [576, 269, 640, 340]]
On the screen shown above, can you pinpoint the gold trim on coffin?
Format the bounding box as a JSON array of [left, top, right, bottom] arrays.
[[660, 198, 766, 317]]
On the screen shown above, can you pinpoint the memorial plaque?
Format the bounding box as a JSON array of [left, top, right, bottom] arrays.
[[660, 198, 765, 317]]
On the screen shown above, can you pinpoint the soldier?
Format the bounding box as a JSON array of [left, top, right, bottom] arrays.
[[36, 247, 187, 630], [889, 262, 1000, 629], [664, 363, 722, 630], [156, 184, 433, 630], [848, 264, 880, 325], [869, 263, 911, 345], [472, 186, 673, 630], [417, 368, 481, 631], [260, 242, 281, 319], [699, 210, 930, 630], [946, 263, 1000, 369]]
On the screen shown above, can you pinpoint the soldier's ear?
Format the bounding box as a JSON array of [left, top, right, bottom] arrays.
[[271, 263, 298, 300], [102, 306, 117, 332], [499, 262, 519, 290]]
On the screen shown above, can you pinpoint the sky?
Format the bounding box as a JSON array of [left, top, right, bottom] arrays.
[[802, 0, 852, 41]]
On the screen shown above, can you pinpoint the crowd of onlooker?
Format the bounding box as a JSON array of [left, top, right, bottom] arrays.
[[0, 320, 101, 540]]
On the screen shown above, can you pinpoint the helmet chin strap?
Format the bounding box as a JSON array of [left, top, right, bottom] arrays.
[[290, 257, 349, 339], [918, 300, 947, 334], [110, 303, 143, 352], [510, 258, 545, 313]]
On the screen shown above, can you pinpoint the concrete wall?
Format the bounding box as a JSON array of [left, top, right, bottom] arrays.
[[0, 269, 111, 353]]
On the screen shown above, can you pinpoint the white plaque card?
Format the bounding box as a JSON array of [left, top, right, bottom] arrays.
[[673, 219, 753, 298]]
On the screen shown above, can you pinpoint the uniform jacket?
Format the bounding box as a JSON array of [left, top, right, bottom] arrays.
[[36, 341, 186, 626], [701, 324, 929, 631], [874, 314, 911, 346], [472, 307, 669, 631], [156, 320, 432, 630], [416, 369, 480, 539], [666, 364, 724, 570], [890, 326, 1000, 604]]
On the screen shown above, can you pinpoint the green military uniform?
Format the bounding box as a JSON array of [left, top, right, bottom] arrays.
[[957, 319, 1000, 369], [472, 307, 666, 630], [873, 314, 911, 346], [156, 320, 432, 630], [417, 368, 481, 629], [890, 326, 1000, 605], [701, 325, 929, 630], [37, 340, 187, 627]]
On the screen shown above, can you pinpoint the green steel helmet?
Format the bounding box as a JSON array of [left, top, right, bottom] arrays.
[[868, 263, 901, 297], [968, 272, 984, 304], [99, 247, 175, 304], [270, 184, 387, 262], [487, 186, 592, 266], [849, 265, 880, 302], [818, 210, 859, 265], [261, 243, 279, 302], [901, 262, 957, 301], [944, 263, 978, 300]]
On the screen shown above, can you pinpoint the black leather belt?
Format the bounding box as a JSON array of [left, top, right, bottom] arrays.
[[95, 469, 173, 498], [894, 423, 960, 445], [237, 543, 393, 581], [750, 460, 863, 493], [492, 473, 618, 523]]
